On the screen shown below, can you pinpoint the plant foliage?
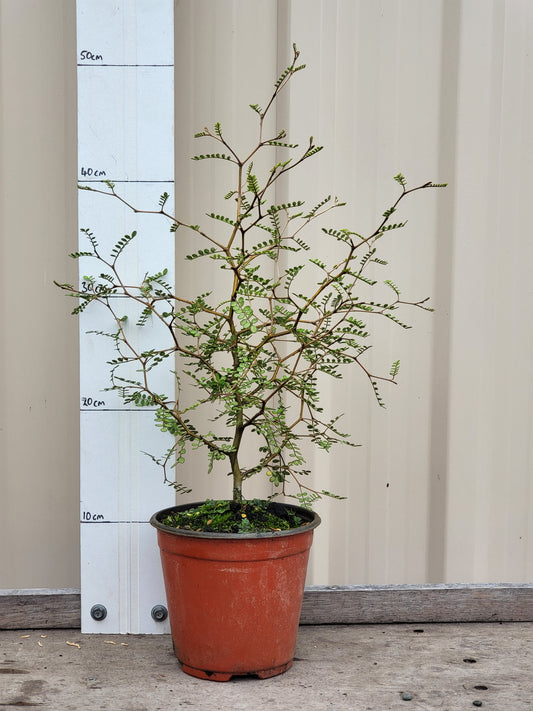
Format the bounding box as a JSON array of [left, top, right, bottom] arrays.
[[56, 45, 445, 507]]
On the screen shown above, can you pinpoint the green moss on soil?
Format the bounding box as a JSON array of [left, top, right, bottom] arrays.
[[160, 499, 304, 533]]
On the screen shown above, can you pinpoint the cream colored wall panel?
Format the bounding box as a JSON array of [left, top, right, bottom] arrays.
[[278, 0, 445, 585], [273, 0, 533, 585], [444, 0, 533, 583], [0, 0, 79, 588], [172, 0, 279, 503], [2, 0, 532, 592]]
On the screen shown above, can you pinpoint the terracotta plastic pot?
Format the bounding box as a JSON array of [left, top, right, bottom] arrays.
[[150, 501, 320, 681]]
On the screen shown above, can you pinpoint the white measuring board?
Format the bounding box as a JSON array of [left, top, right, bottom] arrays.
[[77, 0, 174, 633]]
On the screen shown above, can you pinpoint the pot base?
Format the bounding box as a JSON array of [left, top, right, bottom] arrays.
[[179, 659, 293, 682]]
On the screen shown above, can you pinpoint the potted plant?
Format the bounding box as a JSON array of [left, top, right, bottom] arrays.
[[57, 46, 445, 680]]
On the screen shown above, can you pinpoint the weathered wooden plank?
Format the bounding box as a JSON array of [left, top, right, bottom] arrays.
[[0, 589, 81, 629], [300, 584, 533, 624], [1, 584, 532, 629]]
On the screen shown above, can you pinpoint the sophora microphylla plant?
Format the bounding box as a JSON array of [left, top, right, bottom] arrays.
[[56, 45, 445, 507]]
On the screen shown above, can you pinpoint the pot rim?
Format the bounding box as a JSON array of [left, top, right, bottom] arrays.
[[150, 500, 321, 540]]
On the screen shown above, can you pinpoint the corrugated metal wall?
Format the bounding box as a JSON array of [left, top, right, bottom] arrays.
[[1, 0, 532, 589], [0, 0, 80, 589], [173, 0, 533, 586]]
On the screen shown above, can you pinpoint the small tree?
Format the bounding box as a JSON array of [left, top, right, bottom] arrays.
[[57, 46, 445, 508]]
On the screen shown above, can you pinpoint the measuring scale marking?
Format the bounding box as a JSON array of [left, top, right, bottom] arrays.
[[77, 0, 174, 634]]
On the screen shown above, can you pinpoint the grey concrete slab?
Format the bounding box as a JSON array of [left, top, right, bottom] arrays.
[[0, 624, 531, 710]]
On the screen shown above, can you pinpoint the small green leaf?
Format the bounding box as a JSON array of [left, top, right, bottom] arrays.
[[390, 360, 400, 378]]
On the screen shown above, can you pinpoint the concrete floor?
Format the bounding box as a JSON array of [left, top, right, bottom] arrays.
[[1, 623, 531, 710]]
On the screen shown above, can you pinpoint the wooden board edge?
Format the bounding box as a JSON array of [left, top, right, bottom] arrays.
[[0, 589, 81, 630], [1, 584, 531, 629], [300, 584, 533, 624]]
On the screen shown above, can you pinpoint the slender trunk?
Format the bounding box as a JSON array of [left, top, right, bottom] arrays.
[[229, 414, 245, 503], [231, 458, 243, 504]]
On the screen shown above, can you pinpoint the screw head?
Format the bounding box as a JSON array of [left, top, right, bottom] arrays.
[[151, 605, 168, 622], [90, 604, 107, 621]]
